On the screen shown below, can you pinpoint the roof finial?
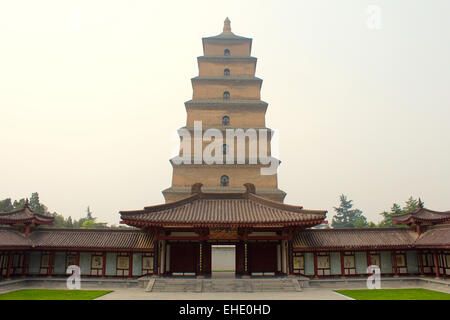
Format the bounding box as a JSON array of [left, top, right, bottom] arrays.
[[223, 17, 231, 33]]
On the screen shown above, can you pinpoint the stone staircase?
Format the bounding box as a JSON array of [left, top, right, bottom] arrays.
[[146, 277, 302, 293]]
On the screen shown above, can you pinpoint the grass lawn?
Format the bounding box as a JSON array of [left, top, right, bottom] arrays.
[[0, 289, 112, 300], [335, 288, 450, 300]]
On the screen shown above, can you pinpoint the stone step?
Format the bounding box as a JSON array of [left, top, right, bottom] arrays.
[[148, 277, 302, 293]]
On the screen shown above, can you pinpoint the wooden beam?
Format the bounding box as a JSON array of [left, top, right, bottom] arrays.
[[418, 250, 424, 276], [392, 251, 398, 277], [313, 252, 318, 278], [129, 252, 133, 278], [153, 240, 159, 276], [48, 252, 54, 276], [366, 251, 371, 267], [433, 251, 440, 279], [22, 251, 27, 276], [6, 252, 12, 278], [101, 252, 106, 277]]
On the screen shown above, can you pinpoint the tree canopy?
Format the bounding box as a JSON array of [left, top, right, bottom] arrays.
[[378, 196, 423, 227], [331, 194, 368, 228], [0, 193, 110, 229]]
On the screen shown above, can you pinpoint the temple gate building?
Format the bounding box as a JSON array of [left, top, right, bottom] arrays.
[[0, 19, 449, 281]]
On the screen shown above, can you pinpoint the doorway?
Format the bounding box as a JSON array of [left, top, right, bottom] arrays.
[[211, 245, 235, 278]]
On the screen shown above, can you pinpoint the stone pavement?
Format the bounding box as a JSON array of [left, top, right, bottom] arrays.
[[95, 287, 350, 300]]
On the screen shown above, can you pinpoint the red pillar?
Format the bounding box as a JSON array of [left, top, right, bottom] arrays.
[[340, 252, 345, 277], [76, 252, 80, 266], [418, 250, 424, 276], [102, 252, 106, 277], [47, 252, 54, 277], [153, 240, 159, 276], [288, 242, 294, 276], [6, 252, 13, 278], [313, 252, 318, 278], [433, 251, 440, 279], [392, 251, 398, 277], [366, 251, 371, 267], [128, 252, 133, 278], [22, 252, 27, 276]]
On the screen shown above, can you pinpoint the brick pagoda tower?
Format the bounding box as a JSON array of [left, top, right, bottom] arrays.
[[162, 18, 286, 203]]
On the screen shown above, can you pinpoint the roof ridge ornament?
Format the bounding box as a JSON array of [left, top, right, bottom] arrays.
[[223, 17, 232, 33], [191, 183, 203, 195], [244, 183, 256, 194]]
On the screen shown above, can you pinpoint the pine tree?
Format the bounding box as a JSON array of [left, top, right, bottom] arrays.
[[378, 197, 422, 227], [0, 198, 14, 212], [379, 203, 403, 227], [86, 206, 93, 220], [66, 216, 73, 228], [403, 196, 421, 213], [331, 194, 367, 228], [29, 192, 47, 214]]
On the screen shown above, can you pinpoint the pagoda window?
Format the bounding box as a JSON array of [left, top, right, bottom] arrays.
[[222, 115, 230, 126], [220, 175, 229, 187], [0, 252, 8, 277], [224, 49, 230, 56], [66, 252, 78, 269], [422, 251, 434, 275], [342, 251, 356, 276], [116, 252, 130, 277], [444, 251, 450, 276], [316, 252, 331, 276], [90, 252, 103, 276], [293, 252, 305, 275], [224, 68, 230, 76], [142, 252, 154, 276], [394, 251, 408, 274], [40, 252, 51, 275], [11, 252, 24, 275], [369, 251, 381, 268], [223, 91, 230, 100]]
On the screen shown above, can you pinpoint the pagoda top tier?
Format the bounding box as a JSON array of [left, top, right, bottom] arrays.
[[202, 18, 252, 56]]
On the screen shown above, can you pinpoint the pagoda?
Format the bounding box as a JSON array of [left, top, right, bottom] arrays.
[[162, 18, 286, 203]]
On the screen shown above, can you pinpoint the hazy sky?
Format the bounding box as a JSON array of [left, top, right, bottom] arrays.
[[1, 0, 449, 225]]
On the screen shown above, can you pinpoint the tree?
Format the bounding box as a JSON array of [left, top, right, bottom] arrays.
[[66, 216, 73, 228], [13, 199, 26, 210], [30, 192, 49, 215], [0, 198, 14, 212], [331, 194, 367, 228], [403, 196, 421, 214], [81, 219, 107, 229], [378, 203, 403, 227], [0, 194, 111, 229], [86, 206, 93, 220], [378, 196, 422, 227]]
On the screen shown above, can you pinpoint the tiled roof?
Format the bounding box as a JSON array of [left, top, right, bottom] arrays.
[[0, 204, 54, 225], [0, 227, 31, 248], [293, 228, 417, 250], [392, 207, 450, 225], [415, 226, 450, 248], [120, 191, 327, 228], [29, 228, 154, 251]]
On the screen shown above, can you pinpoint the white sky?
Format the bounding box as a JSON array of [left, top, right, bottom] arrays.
[[1, 0, 449, 225]]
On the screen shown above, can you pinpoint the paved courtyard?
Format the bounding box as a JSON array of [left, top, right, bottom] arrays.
[[0, 276, 448, 300]]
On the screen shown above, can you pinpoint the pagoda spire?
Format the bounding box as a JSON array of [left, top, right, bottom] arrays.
[[223, 17, 232, 33]]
